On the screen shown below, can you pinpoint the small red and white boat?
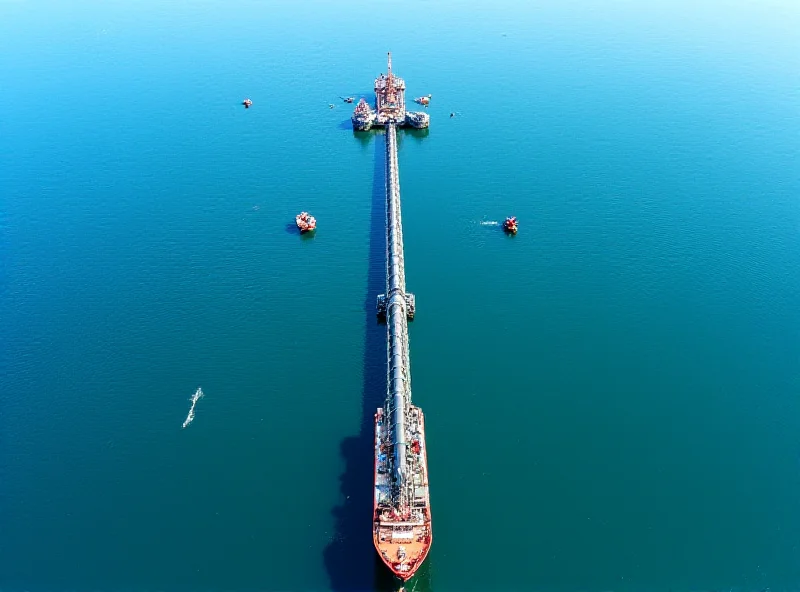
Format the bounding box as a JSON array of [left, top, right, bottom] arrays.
[[296, 211, 317, 233], [414, 94, 431, 106], [243, 98, 253, 108], [503, 216, 518, 234]]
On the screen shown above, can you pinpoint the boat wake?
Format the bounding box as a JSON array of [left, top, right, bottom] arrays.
[[479, 220, 499, 226], [399, 578, 423, 592], [182, 387, 204, 429]]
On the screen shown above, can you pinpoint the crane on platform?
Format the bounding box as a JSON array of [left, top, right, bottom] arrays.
[[384, 51, 398, 107]]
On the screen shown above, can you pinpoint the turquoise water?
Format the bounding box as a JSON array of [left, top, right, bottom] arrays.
[[2, 1, 799, 591]]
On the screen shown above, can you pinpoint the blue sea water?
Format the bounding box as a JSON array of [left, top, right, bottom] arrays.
[[1, 1, 799, 591]]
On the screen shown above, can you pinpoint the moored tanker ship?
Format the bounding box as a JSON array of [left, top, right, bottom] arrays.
[[373, 405, 432, 580]]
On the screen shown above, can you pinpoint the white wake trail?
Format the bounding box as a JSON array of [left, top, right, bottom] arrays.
[[182, 387, 204, 429]]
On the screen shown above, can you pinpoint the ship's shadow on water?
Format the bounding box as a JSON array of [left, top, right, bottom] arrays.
[[283, 222, 317, 240], [398, 127, 429, 145], [324, 134, 399, 592]]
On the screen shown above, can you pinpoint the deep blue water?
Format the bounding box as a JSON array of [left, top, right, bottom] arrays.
[[1, 1, 799, 591]]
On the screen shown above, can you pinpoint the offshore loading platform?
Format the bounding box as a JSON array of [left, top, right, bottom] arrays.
[[351, 52, 430, 131], [361, 54, 432, 582]]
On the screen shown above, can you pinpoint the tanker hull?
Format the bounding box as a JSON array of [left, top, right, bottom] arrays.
[[373, 407, 432, 581]]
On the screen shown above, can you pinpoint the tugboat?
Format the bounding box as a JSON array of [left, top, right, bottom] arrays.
[[503, 216, 518, 235], [242, 98, 253, 109], [414, 94, 431, 106], [296, 211, 317, 233]]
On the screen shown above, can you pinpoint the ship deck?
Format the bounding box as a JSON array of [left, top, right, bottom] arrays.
[[374, 406, 431, 580], [374, 524, 431, 581]]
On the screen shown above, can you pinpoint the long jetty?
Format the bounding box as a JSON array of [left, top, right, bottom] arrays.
[[381, 122, 415, 492], [365, 53, 432, 583]]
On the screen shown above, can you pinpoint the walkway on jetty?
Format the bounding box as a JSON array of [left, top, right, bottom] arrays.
[[381, 122, 415, 495]]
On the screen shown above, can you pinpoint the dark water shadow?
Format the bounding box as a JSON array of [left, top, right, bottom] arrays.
[[324, 131, 398, 592], [353, 130, 376, 150], [340, 123, 381, 153], [284, 222, 317, 240], [401, 127, 430, 145], [353, 128, 387, 151]]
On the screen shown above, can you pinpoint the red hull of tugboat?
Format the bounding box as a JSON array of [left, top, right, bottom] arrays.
[[295, 212, 316, 233]]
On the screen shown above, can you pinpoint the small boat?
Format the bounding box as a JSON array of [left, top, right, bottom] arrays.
[[414, 94, 431, 106], [243, 98, 253, 108], [342, 96, 355, 103], [296, 211, 317, 233], [503, 216, 518, 234]]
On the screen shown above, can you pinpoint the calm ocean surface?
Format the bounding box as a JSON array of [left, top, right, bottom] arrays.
[[2, 1, 799, 591]]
